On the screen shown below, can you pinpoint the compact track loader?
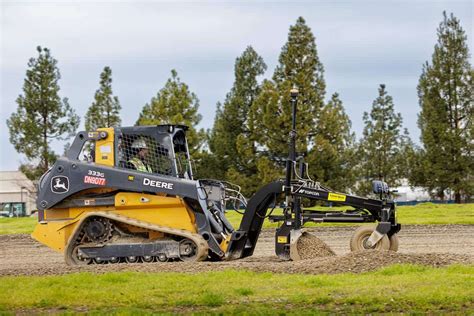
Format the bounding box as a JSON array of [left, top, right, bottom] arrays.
[[33, 89, 400, 265]]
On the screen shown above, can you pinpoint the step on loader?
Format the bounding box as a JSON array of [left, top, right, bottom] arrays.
[[33, 89, 400, 265]]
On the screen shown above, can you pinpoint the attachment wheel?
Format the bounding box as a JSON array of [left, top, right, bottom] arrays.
[[350, 226, 390, 251]]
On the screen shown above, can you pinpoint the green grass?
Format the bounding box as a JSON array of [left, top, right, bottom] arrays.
[[1, 203, 472, 235], [393, 202, 474, 225], [0, 217, 37, 234], [0, 264, 472, 314]]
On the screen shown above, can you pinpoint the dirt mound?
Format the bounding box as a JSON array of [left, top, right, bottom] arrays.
[[1, 251, 472, 277], [280, 250, 473, 274], [296, 232, 335, 259]]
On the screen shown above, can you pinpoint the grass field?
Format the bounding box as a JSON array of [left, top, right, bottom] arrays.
[[0, 217, 37, 234], [0, 203, 473, 235], [1, 205, 472, 314], [0, 264, 472, 314]]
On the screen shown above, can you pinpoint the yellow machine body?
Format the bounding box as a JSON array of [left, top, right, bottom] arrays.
[[32, 192, 197, 254], [33, 125, 228, 263]]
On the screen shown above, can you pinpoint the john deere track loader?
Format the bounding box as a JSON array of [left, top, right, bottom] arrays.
[[33, 90, 400, 265]]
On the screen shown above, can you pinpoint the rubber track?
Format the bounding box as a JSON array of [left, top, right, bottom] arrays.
[[64, 211, 209, 265]]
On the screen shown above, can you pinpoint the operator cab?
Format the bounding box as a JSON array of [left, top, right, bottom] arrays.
[[117, 125, 193, 179], [70, 125, 194, 180]]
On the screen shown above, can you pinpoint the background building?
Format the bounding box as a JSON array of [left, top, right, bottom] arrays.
[[392, 179, 458, 205], [0, 171, 37, 216]]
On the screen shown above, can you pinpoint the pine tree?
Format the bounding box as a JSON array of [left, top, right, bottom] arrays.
[[137, 69, 205, 155], [308, 93, 356, 192], [417, 12, 473, 202], [7, 46, 80, 180], [208, 46, 267, 190], [249, 17, 326, 187], [357, 84, 408, 195], [85, 66, 121, 131]]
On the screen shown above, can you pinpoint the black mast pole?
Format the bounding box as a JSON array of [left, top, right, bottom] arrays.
[[284, 88, 302, 230], [285, 88, 299, 196]]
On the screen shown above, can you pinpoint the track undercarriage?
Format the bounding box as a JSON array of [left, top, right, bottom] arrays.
[[66, 215, 208, 265]]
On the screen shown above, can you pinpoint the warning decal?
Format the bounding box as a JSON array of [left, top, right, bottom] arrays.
[[328, 193, 346, 202]]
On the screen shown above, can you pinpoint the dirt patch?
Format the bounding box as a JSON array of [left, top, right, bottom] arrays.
[[1, 249, 471, 277], [297, 232, 335, 259], [1, 225, 473, 277]]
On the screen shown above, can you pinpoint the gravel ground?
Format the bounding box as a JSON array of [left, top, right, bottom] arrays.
[[0, 224, 472, 276]]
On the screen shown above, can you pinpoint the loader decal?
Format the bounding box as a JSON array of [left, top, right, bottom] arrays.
[[297, 189, 320, 197], [143, 177, 174, 190], [84, 175, 107, 186], [328, 193, 346, 202], [51, 176, 69, 194]]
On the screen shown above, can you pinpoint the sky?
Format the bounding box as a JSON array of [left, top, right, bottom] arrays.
[[0, 0, 472, 171]]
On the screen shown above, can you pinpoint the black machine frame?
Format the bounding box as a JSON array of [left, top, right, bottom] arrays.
[[226, 89, 400, 260]]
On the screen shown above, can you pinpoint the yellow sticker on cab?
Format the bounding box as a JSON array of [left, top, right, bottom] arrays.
[[328, 193, 346, 202], [277, 236, 287, 243]]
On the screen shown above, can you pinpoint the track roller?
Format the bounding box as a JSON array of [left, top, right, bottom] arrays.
[[157, 254, 168, 262], [109, 257, 120, 264], [142, 256, 154, 263], [70, 245, 92, 265], [125, 256, 139, 263]]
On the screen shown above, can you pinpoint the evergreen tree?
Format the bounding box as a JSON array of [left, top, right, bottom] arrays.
[[309, 93, 356, 192], [249, 17, 326, 188], [85, 66, 121, 131], [208, 46, 267, 191], [7, 46, 80, 180], [137, 69, 205, 155], [404, 142, 426, 189], [417, 12, 473, 202], [357, 84, 408, 195]]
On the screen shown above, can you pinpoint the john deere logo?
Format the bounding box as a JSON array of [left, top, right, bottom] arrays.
[[51, 176, 69, 194]]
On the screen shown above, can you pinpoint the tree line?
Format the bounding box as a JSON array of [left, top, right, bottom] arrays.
[[7, 13, 473, 202]]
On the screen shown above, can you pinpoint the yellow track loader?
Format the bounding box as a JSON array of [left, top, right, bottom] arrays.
[[33, 90, 400, 264]]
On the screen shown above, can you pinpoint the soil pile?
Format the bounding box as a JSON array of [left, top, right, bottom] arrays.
[[281, 250, 473, 274], [296, 232, 335, 259]]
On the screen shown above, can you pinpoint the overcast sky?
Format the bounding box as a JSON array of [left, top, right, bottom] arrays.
[[1, 0, 472, 171]]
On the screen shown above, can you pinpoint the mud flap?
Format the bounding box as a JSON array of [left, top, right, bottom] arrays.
[[275, 223, 303, 261], [366, 221, 391, 247]]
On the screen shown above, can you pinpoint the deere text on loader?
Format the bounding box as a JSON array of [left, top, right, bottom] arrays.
[[33, 90, 400, 265]]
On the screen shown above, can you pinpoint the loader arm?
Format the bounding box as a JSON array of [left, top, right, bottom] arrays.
[[226, 181, 283, 260]]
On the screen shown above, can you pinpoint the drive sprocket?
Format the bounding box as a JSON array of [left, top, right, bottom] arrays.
[[83, 217, 114, 243]]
